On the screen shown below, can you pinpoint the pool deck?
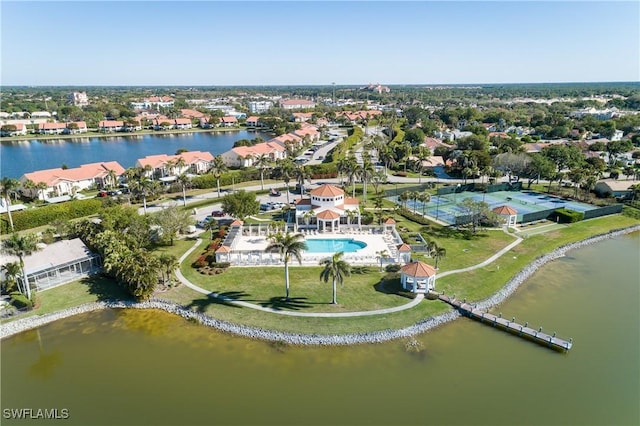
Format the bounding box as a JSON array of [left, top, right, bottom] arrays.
[[232, 231, 398, 266]]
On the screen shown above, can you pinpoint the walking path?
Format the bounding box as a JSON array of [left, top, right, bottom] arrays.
[[174, 230, 523, 317]]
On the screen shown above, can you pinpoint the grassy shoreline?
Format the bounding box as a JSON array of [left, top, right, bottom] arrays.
[[3, 215, 638, 336]]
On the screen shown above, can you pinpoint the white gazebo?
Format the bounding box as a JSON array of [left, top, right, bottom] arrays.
[[396, 243, 412, 263], [492, 205, 518, 227], [400, 261, 437, 293]]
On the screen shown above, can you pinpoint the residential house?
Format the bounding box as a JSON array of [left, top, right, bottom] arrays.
[[245, 116, 261, 127], [98, 120, 124, 132], [136, 151, 214, 179], [20, 161, 126, 200], [180, 109, 205, 119], [292, 112, 313, 122], [199, 117, 212, 128], [594, 180, 636, 200], [1, 123, 28, 136], [611, 130, 624, 142], [279, 99, 316, 110], [219, 116, 238, 127], [38, 122, 67, 135], [174, 118, 192, 129], [122, 119, 142, 132], [66, 121, 88, 134], [422, 137, 449, 152], [220, 142, 286, 168], [294, 184, 361, 232], [68, 92, 89, 107], [293, 125, 320, 143]]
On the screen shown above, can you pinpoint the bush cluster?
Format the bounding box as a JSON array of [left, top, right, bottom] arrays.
[[325, 126, 363, 163], [10, 291, 33, 310], [554, 208, 584, 223], [1, 199, 103, 233]]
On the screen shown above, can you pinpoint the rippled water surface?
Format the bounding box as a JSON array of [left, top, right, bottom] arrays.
[[2, 233, 638, 426]]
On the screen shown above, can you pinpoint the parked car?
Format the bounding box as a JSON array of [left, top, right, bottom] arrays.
[[211, 210, 225, 217], [269, 189, 281, 197], [98, 191, 108, 197]]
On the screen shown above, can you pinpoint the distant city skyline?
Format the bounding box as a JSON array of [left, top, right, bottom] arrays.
[[1, 1, 638, 86]]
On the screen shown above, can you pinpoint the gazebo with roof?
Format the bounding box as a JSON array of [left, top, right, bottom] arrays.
[[492, 205, 518, 227], [400, 260, 437, 293]]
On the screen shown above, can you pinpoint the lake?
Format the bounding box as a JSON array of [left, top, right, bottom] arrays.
[[0, 130, 269, 179], [1, 232, 638, 426]]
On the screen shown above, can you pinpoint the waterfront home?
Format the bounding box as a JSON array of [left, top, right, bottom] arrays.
[[400, 261, 436, 293], [0, 123, 28, 136], [122, 119, 142, 132], [269, 132, 303, 148], [293, 124, 320, 142], [219, 116, 238, 127], [221, 142, 286, 167], [20, 161, 126, 200], [245, 116, 261, 127], [66, 121, 88, 134], [0, 238, 101, 292], [153, 118, 192, 130], [136, 151, 214, 179], [294, 184, 361, 232], [38, 122, 67, 135], [199, 117, 212, 128], [280, 99, 316, 110], [180, 109, 205, 119], [98, 120, 124, 132]]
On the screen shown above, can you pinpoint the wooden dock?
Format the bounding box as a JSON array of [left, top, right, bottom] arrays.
[[437, 294, 573, 352]]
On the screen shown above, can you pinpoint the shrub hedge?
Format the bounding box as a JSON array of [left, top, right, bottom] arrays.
[[554, 208, 584, 223], [1, 198, 103, 233], [10, 291, 33, 310]]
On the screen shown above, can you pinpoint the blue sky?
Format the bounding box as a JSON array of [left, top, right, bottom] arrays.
[[1, 1, 638, 85]]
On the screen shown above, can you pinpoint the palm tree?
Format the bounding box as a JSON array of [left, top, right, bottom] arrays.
[[294, 165, 312, 197], [359, 159, 375, 203], [302, 209, 315, 229], [266, 231, 307, 301], [276, 159, 295, 204], [131, 176, 159, 214], [254, 154, 271, 191], [432, 243, 447, 269], [1, 261, 21, 293], [415, 146, 430, 184], [209, 155, 227, 197], [1, 177, 20, 231], [401, 142, 412, 173], [177, 173, 191, 207], [106, 168, 118, 190], [36, 181, 48, 202], [319, 251, 351, 305], [344, 156, 360, 198], [174, 156, 187, 176], [375, 250, 390, 272], [398, 191, 410, 209], [3, 233, 39, 299], [157, 253, 179, 286], [417, 191, 431, 216]]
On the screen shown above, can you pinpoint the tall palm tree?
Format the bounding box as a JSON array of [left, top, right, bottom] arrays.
[[177, 173, 191, 207], [398, 191, 410, 209], [276, 159, 295, 204], [254, 154, 271, 190], [294, 165, 311, 197], [3, 233, 39, 299], [36, 181, 48, 202], [415, 146, 430, 184], [174, 156, 187, 176], [319, 251, 351, 305], [131, 176, 159, 214], [1, 177, 20, 231], [266, 231, 307, 301], [401, 142, 412, 173], [106, 168, 118, 190], [417, 191, 431, 216], [431, 243, 447, 269], [344, 156, 360, 198], [375, 250, 390, 272], [209, 155, 227, 197], [359, 159, 375, 203]]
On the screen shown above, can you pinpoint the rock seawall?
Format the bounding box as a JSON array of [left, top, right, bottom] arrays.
[[2, 225, 638, 344]]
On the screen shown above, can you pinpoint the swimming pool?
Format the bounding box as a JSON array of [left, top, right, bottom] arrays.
[[305, 238, 367, 253]]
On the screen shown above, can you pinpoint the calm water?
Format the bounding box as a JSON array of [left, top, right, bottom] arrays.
[[1, 233, 638, 426], [0, 130, 269, 178], [305, 238, 367, 253]]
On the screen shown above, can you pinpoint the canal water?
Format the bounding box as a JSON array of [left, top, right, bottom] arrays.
[[0, 130, 269, 179], [1, 233, 638, 426]]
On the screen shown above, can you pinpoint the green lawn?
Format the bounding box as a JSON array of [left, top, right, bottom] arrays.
[[1, 276, 132, 324], [435, 214, 640, 301], [181, 239, 411, 313]]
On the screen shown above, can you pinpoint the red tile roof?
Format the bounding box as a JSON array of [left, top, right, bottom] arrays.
[[136, 151, 214, 168], [384, 218, 396, 224], [316, 210, 341, 220], [492, 205, 518, 215], [310, 184, 344, 197], [400, 261, 436, 278], [397, 243, 412, 252], [215, 246, 231, 253], [230, 220, 244, 226], [23, 161, 126, 186], [99, 120, 124, 127]]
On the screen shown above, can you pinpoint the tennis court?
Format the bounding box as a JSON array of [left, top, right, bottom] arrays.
[[391, 190, 599, 225]]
